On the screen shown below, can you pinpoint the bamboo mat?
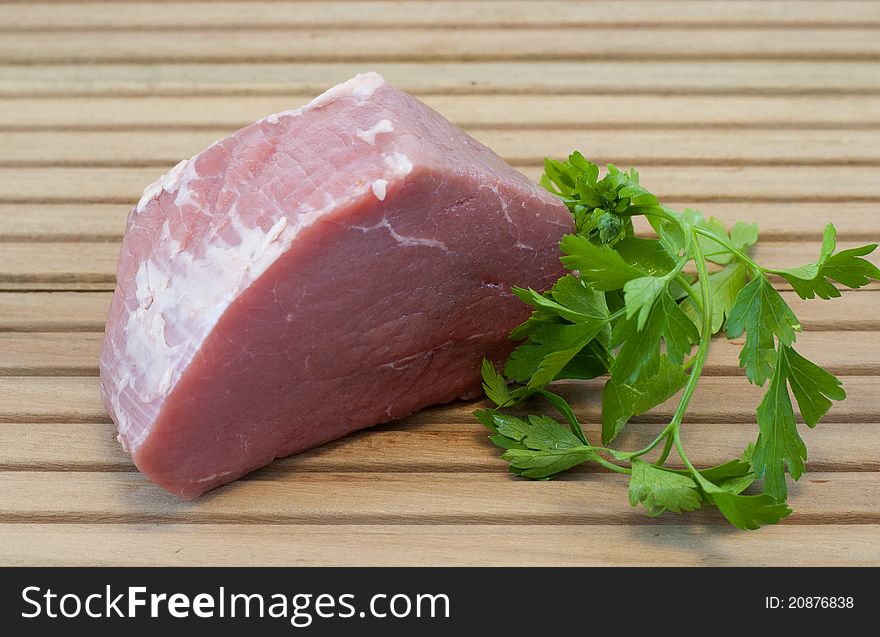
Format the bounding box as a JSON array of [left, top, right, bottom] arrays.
[[1, 0, 879, 566]]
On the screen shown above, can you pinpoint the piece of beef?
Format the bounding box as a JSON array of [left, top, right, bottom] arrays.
[[100, 72, 572, 498]]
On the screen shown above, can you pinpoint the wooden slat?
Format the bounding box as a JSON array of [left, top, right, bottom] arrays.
[[3, 330, 878, 377], [2, 375, 877, 425], [3, 202, 877, 243], [0, 204, 127, 242], [3, 166, 880, 204], [0, 333, 103, 375], [5, 129, 880, 166], [3, 2, 879, 30], [2, 523, 877, 567], [3, 62, 880, 97], [0, 420, 875, 473], [4, 290, 877, 333], [0, 377, 105, 423], [0, 292, 111, 331], [0, 242, 120, 284], [4, 95, 879, 130], [0, 470, 875, 524], [5, 28, 880, 63], [0, 282, 113, 292], [1, 240, 875, 287]]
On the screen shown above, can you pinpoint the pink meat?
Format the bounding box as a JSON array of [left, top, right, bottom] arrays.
[[100, 72, 572, 498]]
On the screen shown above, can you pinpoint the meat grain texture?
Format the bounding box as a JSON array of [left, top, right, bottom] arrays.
[[100, 73, 572, 498]]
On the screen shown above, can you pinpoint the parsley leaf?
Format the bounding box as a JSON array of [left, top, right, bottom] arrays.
[[504, 276, 612, 386], [700, 453, 756, 495], [602, 354, 687, 444], [682, 262, 747, 335], [623, 276, 668, 330], [706, 489, 792, 531], [730, 221, 760, 252], [614, 237, 677, 276], [753, 345, 845, 499], [726, 275, 800, 386], [559, 234, 645, 290], [480, 358, 511, 408], [775, 224, 880, 299], [629, 460, 702, 516], [753, 345, 804, 500], [512, 275, 609, 329], [505, 320, 607, 387], [785, 346, 846, 427], [476, 410, 596, 479], [502, 447, 596, 480], [684, 209, 758, 266], [611, 290, 699, 384], [508, 273, 604, 341]]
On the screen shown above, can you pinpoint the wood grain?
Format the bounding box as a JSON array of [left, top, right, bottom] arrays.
[[0, 292, 112, 331], [2, 375, 878, 425], [3, 62, 880, 97], [5, 28, 880, 63], [5, 129, 880, 166], [0, 470, 876, 524], [0, 421, 875, 473], [4, 2, 879, 30], [4, 95, 879, 130], [2, 523, 877, 567], [0, 242, 121, 285], [0, 376, 106, 423]]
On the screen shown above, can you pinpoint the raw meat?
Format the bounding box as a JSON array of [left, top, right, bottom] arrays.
[[100, 72, 572, 498]]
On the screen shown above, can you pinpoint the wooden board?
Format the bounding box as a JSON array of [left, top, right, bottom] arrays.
[[4, 95, 880, 130], [5, 61, 880, 97], [6, 28, 880, 63], [1, 0, 879, 567], [4, 2, 880, 29]]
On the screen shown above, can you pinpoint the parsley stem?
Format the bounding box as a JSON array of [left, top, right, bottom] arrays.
[[615, 422, 674, 461], [531, 387, 588, 445], [603, 235, 711, 466], [593, 455, 632, 475], [633, 205, 682, 226], [691, 225, 761, 273], [655, 435, 674, 466], [606, 307, 626, 322], [630, 205, 678, 223], [668, 229, 714, 439], [674, 273, 702, 312], [672, 429, 715, 493], [673, 430, 699, 478], [586, 340, 614, 371]]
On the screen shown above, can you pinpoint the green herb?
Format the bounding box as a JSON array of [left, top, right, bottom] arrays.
[[477, 151, 879, 530]]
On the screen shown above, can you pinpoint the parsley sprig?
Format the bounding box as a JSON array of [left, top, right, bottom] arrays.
[[476, 152, 879, 530]]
